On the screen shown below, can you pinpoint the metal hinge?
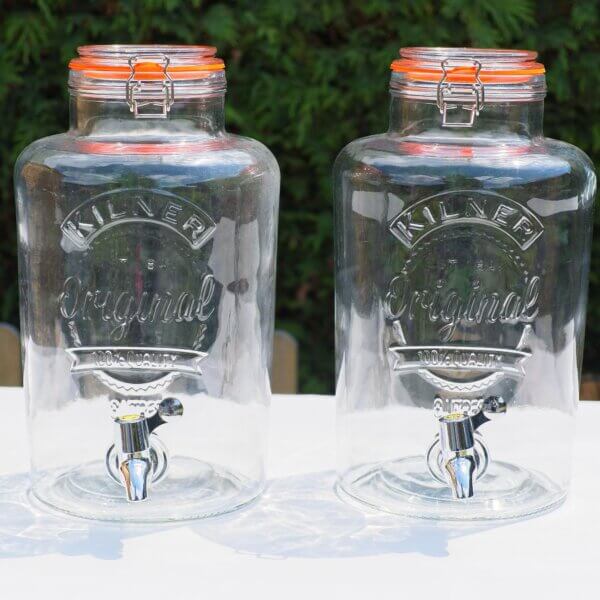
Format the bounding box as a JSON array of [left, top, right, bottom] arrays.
[[126, 54, 174, 119], [436, 59, 484, 128]]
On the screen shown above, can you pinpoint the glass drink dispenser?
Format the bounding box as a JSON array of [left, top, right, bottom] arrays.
[[15, 45, 280, 521], [334, 48, 596, 519]]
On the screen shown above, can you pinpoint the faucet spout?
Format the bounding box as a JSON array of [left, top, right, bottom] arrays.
[[443, 453, 477, 499], [119, 456, 152, 501], [438, 413, 477, 499], [115, 417, 152, 502]]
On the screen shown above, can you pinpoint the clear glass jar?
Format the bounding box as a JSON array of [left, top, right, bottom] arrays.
[[15, 45, 280, 522], [334, 48, 596, 520]]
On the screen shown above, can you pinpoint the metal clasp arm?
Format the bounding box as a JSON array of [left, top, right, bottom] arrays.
[[436, 59, 485, 128], [126, 54, 175, 119]]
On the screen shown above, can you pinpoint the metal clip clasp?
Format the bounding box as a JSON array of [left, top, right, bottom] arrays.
[[437, 59, 484, 128], [126, 54, 174, 119]]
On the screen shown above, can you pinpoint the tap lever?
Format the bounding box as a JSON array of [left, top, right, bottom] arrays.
[[470, 410, 490, 432], [482, 395, 507, 414], [147, 397, 184, 433], [158, 397, 184, 419], [470, 395, 506, 431]]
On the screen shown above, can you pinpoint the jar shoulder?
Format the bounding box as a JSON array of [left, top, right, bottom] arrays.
[[336, 132, 594, 169], [14, 132, 71, 175], [15, 131, 279, 182], [226, 132, 281, 177], [334, 133, 596, 203], [539, 137, 596, 179], [226, 132, 275, 158], [333, 133, 388, 172]]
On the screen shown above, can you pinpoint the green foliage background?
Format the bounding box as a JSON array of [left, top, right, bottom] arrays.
[[1, 0, 599, 391]]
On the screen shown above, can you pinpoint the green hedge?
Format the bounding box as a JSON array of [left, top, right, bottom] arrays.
[[1, 0, 599, 392]]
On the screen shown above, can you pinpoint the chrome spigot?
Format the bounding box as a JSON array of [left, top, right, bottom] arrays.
[[116, 417, 153, 501], [428, 396, 506, 500], [107, 397, 183, 502], [438, 413, 478, 499]]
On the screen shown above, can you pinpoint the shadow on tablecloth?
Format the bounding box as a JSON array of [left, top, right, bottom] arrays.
[[0, 471, 523, 560], [189, 470, 508, 558], [0, 474, 171, 560]]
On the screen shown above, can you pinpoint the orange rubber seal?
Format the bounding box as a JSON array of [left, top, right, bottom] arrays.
[[69, 46, 225, 81], [69, 58, 225, 80], [391, 59, 545, 84]]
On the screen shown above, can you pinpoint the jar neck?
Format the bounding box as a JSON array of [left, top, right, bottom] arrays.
[[388, 95, 544, 140], [69, 94, 226, 136]]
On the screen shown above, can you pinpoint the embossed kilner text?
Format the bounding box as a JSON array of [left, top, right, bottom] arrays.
[[61, 188, 216, 250], [389, 191, 543, 251]]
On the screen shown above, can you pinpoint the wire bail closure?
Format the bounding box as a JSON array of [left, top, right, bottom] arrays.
[[126, 54, 175, 119], [436, 59, 484, 128]]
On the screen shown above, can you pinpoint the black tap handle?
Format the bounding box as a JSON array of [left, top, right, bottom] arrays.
[[470, 410, 490, 431], [147, 397, 184, 434]]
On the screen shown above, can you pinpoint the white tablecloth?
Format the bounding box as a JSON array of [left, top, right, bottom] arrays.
[[0, 388, 597, 599]]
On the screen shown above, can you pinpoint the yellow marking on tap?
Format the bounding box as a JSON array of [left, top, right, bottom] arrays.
[[444, 412, 467, 422], [119, 414, 143, 422]]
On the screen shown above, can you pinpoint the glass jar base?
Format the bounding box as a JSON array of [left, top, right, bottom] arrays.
[[31, 456, 262, 522], [338, 457, 566, 521]]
